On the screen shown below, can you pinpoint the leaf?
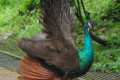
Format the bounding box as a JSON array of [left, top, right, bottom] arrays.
[[69, 0, 75, 7]]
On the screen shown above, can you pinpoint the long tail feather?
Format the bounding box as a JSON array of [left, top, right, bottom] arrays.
[[18, 55, 61, 80]]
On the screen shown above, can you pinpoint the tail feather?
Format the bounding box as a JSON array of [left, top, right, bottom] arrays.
[[21, 56, 49, 73], [19, 71, 48, 79], [18, 55, 61, 80], [19, 62, 51, 76], [40, 0, 75, 41], [40, 0, 77, 50], [41, 0, 70, 34]]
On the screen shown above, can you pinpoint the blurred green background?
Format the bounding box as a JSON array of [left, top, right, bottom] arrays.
[[0, 0, 120, 73]]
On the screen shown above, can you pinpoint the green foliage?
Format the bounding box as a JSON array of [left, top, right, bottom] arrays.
[[69, 0, 75, 7], [102, 0, 120, 21], [82, 0, 120, 27], [93, 48, 120, 73], [0, 0, 42, 38]]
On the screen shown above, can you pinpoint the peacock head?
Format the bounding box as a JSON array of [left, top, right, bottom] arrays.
[[84, 20, 96, 31]]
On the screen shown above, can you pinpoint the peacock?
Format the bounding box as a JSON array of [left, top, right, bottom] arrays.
[[17, 0, 95, 80]]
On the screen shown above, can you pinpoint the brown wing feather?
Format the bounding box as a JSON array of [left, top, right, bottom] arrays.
[[19, 55, 61, 80], [41, 0, 77, 48], [18, 37, 79, 73], [18, 0, 79, 77]]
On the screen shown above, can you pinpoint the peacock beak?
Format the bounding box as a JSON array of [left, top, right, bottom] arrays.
[[87, 22, 97, 31], [87, 23, 92, 31], [88, 23, 92, 28]]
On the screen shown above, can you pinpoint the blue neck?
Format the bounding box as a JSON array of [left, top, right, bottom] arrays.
[[83, 23, 93, 52], [78, 22, 94, 72]]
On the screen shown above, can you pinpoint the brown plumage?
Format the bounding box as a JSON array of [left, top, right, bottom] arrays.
[[18, 55, 60, 80], [18, 0, 79, 80]]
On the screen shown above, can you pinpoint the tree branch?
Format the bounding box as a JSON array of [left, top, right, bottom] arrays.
[[75, 12, 84, 25], [75, 0, 108, 46], [75, 0, 84, 25], [89, 32, 108, 46], [81, 0, 90, 20]]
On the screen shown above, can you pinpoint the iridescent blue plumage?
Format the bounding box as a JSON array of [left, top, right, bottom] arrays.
[[78, 20, 94, 74]]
